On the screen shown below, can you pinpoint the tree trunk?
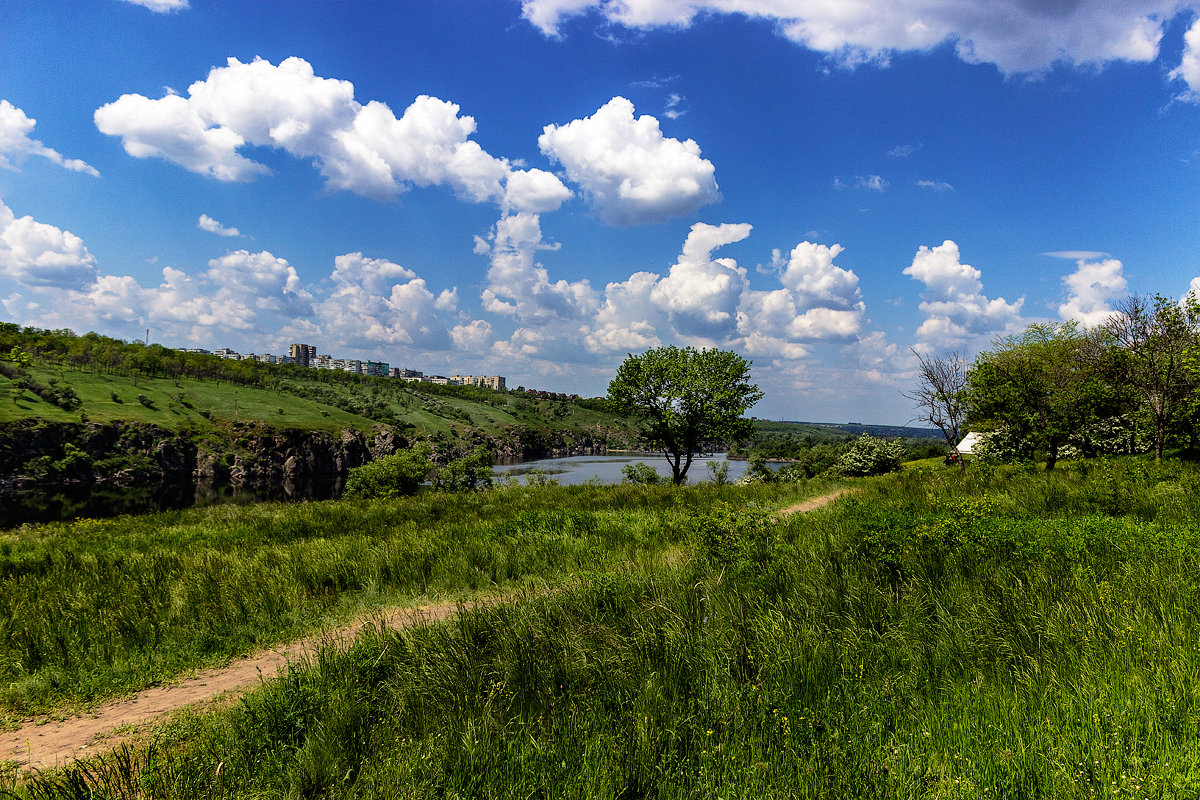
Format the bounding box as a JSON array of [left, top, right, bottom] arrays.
[[1045, 438, 1059, 470]]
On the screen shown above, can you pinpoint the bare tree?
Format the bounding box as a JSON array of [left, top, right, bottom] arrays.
[[1104, 294, 1200, 460], [903, 349, 968, 455]]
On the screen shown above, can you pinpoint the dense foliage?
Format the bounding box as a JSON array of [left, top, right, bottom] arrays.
[[834, 433, 908, 476], [950, 294, 1200, 467], [607, 346, 762, 484], [342, 444, 435, 499]]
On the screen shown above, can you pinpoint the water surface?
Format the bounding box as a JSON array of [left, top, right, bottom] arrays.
[[493, 452, 752, 485]]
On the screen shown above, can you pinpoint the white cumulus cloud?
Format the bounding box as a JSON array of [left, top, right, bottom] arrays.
[[0, 199, 99, 289], [198, 214, 240, 237], [95, 57, 570, 211], [206, 249, 312, 317], [1170, 15, 1200, 102], [314, 253, 460, 351], [1058, 257, 1127, 327], [737, 241, 866, 349], [538, 96, 718, 225], [0, 100, 99, 177], [903, 239, 1024, 349], [95, 91, 268, 181], [650, 222, 751, 338], [522, 0, 1191, 76], [478, 212, 597, 323]]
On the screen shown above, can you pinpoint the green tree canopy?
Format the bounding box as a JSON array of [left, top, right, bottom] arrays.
[[607, 345, 762, 485], [1105, 294, 1200, 460], [966, 322, 1120, 469]]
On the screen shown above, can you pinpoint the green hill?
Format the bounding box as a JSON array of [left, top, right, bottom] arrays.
[[0, 323, 636, 491]]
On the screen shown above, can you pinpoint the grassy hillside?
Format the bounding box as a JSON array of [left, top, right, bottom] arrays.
[[6, 456, 1200, 797], [0, 324, 635, 452]]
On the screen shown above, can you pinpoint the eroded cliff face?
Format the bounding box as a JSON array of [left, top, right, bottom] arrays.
[[0, 419, 612, 491]]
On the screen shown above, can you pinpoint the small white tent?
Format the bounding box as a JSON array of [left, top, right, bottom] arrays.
[[956, 431, 983, 455]]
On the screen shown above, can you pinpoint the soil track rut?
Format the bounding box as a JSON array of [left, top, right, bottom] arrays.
[[778, 487, 857, 516], [3, 489, 853, 775], [3, 600, 477, 774]]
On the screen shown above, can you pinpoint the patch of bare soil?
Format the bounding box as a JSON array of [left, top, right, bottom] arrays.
[[778, 488, 858, 517], [2, 598, 490, 774]]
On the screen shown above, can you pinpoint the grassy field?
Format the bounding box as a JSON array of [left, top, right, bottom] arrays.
[[0, 361, 635, 449], [6, 458, 1200, 798], [0, 481, 819, 725], [1, 367, 370, 432]]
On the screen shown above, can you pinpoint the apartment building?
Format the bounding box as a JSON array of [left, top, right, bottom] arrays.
[[451, 374, 507, 390], [288, 343, 317, 368]]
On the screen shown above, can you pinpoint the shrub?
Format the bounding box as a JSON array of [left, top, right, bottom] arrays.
[[693, 500, 775, 576], [137, 394, 155, 409], [343, 443, 433, 499], [836, 433, 906, 476], [524, 468, 560, 487], [431, 445, 494, 491], [970, 425, 1034, 465], [621, 462, 662, 485], [707, 459, 730, 485]]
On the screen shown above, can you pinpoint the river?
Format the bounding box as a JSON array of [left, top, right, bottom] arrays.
[[493, 452, 755, 485], [1, 453, 756, 528]]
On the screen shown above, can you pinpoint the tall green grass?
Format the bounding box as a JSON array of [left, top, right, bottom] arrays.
[[8, 458, 1200, 798], [0, 482, 814, 721]]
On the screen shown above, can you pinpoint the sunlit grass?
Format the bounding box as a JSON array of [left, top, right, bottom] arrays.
[[0, 482, 815, 723], [8, 460, 1200, 797]]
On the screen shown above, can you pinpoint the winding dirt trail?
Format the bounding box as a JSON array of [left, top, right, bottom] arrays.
[[2, 599, 481, 774], [778, 487, 857, 516], [3, 489, 854, 776]]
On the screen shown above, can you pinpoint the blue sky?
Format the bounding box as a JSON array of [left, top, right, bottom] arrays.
[[1, 0, 1197, 424]]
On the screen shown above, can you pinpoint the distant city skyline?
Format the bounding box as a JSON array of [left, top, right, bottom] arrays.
[[1, 1, 1197, 424]]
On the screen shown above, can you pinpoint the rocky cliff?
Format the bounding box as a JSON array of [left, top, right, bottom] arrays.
[[0, 419, 612, 491]]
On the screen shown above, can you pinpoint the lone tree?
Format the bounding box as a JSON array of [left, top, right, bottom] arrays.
[[903, 349, 968, 455], [607, 345, 762, 485]]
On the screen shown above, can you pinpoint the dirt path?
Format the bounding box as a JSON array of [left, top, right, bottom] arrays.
[[778, 487, 857, 516], [2, 599, 485, 774], [3, 492, 853, 776]]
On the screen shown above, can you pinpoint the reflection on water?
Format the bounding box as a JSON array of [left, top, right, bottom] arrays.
[[0, 475, 344, 529], [2, 453, 760, 528], [494, 452, 752, 486]]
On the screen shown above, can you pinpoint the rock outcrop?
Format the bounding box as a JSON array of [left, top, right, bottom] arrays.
[[0, 419, 614, 493]]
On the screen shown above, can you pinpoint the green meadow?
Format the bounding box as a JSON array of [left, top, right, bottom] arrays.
[[6, 457, 1200, 798], [0, 364, 631, 444]]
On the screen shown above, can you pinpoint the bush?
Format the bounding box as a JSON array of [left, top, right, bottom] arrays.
[[524, 468, 560, 487], [693, 500, 775, 576], [431, 445, 494, 491], [836, 433, 906, 476], [621, 462, 662, 485], [970, 425, 1034, 465], [343, 443, 433, 499]]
